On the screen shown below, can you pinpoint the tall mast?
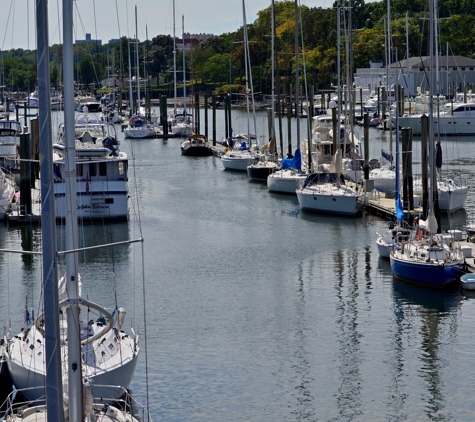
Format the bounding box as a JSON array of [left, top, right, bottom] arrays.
[[37, 0, 64, 418], [294, 0, 300, 148], [63, 0, 83, 419], [337, 0, 341, 135], [182, 15, 187, 116], [242, 0, 250, 140], [135, 6, 141, 112], [271, 0, 275, 141], [173, 0, 177, 113], [428, 0, 436, 241]]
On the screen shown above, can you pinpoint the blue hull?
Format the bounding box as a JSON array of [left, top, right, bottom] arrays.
[[390, 255, 464, 288]]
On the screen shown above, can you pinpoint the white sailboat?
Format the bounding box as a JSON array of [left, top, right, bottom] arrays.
[[296, 149, 363, 216], [2, 0, 144, 416], [169, 13, 193, 138], [124, 6, 155, 139], [221, 0, 258, 171]]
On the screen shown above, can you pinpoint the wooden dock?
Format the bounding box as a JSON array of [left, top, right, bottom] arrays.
[[364, 193, 423, 221]]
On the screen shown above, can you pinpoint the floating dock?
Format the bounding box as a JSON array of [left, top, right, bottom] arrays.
[[364, 194, 423, 221]]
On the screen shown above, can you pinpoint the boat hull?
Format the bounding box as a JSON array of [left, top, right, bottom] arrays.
[[399, 115, 475, 136], [221, 155, 255, 172], [54, 181, 128, 220], [296, 191, 361, 216], [247, 165, 277, 181], [390, 254, 464, 288], [124, 128, 155, 139], [267, 172, 305, 194], [181, 146, 213, 156], [439, 187, 468, 211]]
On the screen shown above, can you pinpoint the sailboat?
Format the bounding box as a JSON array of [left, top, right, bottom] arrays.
[[2, 0, 144, 417], [389, 0, 465, 288], [296, 0, 362, 215], [412, 142, 468, 211], [169, 12, 193, 138], [124, 6, 155, 139], [221, 0, 259, 172]]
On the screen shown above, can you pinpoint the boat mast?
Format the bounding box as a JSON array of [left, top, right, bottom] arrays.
[[173, 0, 177, 114], [135, 6, 141, 113], [182, 15, 187, 117], [36, 0, 64, 419], [63, 0, 83, 419], [294, 0, 300, 149], [337, 0, 341, 153], [128, 39, 133, 115], [428, 0, 436, 241], [242, 0, 251, 141], [271, 0, 275, 142]]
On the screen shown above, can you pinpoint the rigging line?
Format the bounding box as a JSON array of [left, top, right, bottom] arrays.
[[298, 0, 312, 146], [73, 4, 101, 86], [93, 0, 99, 55], [115, 0, 122, 38], [1, 0, 14, 51]]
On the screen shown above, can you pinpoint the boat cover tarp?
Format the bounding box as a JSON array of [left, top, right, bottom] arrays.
[[281, 149, 301, 170]]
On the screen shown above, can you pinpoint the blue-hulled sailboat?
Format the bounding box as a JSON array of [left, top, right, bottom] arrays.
[[389, 0, 465, 288]]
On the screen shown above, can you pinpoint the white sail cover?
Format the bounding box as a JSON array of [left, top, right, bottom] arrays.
[[329, 149, 343, 174], [58, 273, 82, 302], [419, 214, 438, 234]]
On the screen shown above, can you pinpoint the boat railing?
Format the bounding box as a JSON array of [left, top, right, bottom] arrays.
[[90, 384, 152, 421], [0, 386, 47, 416]]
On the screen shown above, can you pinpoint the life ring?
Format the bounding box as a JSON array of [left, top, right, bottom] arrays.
[[223, 147, 230, 155]]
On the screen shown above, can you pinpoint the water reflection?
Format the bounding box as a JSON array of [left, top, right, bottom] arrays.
[[391, 281, 462, 420], [291, 263, 316, 420], [333, 248, 363, 419]]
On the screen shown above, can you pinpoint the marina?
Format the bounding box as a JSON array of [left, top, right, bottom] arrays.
[[1, 107, 475, 419]]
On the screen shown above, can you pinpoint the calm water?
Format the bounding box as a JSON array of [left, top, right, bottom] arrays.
[[1, 109, 475, 421]]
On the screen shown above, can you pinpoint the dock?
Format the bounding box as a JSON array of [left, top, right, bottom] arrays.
[[364, 193, 423, 221]]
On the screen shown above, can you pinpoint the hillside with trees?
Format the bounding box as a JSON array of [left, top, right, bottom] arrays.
[[1, 0, 474, 96]]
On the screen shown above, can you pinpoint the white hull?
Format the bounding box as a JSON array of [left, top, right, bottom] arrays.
[[54, 180, 128, 220], [399, 115, 475, 136], [413, 178, 468, 211], [124, 127, 155, 138], [267, 170, 306, 194], [221, 154, 255, 172], [172, 123, 193, 138], [438, 186, 468, 211], [297, 188, 361, 215]]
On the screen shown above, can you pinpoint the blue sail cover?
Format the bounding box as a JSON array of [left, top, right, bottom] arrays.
[[395, 191, 406, 221], [381, 149, 393, 162], [281, 148, 301, 170]]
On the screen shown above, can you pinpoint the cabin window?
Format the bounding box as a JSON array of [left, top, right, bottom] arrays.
[[119, 162, 124, 176], [76, 164, 83, 177], [89, 163, 97, 177], [99, 162, 107, 176], [461, 68, 466, 71]]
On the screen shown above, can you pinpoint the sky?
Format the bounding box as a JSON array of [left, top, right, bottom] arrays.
[[0, 0, 353, 51]]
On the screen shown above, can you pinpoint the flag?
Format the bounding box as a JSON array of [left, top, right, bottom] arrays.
[[395, 192, 405, 221]]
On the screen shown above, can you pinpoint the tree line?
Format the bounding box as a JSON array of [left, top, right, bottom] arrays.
[[2, 0, 475, 95]]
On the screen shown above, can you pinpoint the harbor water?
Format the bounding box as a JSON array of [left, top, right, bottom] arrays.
[[1, 109, 475, 420]]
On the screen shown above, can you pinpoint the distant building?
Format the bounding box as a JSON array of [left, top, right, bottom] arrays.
[[354, 55, 475, 97], [176, 33, 213, 51], [76, 33, 102, 45]]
